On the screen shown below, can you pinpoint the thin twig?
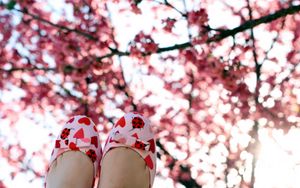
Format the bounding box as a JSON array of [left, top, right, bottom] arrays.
[[0, 66, 56, 72], [246, 0, 261, 104], [278, 60, 300, 84], [246, 1, 260, 187], [260, 19, 286, 64], [105, 3, 138, 111], [153, 0, 186, 16], [0, 4, 98, 41]]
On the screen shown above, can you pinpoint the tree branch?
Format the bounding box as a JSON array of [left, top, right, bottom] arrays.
[[153, 0, 186, 16], [245, 1, 260, 187], [246, 0, 261, 105], [0, 3, 98, 41], [105, 3, 138, 111], [0, 66, 55, 73], [208, 4, 300, 42], [260, 19, 285, 64], [3, 2, 299, 60], [278, 61, 300, 84], [99, 4, 300, 59]]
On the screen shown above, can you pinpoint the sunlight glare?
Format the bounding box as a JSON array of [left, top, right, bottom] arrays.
[[255, 128, 300, 188]]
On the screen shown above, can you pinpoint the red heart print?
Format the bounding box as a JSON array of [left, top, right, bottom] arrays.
[[55, 140, 60, 148], [115, 117, 126, 128], [147, 139, 155, 153], [91, 136, 98, 148], [78, 117, 91, 126], [73, 128, 84, 139], [69, 142, 79, 150], [86, 149, 97, 162], [67, 117, 74, 124], [144, 155, 154, 169], [131, 133, 139, 139]]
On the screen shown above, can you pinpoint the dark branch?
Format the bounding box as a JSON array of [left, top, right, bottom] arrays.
[[0, 66, 56, 72], [0, 3, 98, 41], [153, 0, 186, 16], [209, 4, 300, 42], [246, 1, 260, 187], [246, 0, 261, 104], [278, 61, 300, 84], [260, 19, 285, 64], [106, 3, 138, 111], [103, 4, 300, 59], [2, 2, 299, 60]]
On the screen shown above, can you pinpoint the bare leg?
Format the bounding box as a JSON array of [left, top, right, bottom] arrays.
[[46, 151, 94, 188], [98, 147, 149, 188]]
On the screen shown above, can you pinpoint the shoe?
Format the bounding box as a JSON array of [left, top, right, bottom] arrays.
[[102, 112, 156, 187], [46, 115, 102, 185]]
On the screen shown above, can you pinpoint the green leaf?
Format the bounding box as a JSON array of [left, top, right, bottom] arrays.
[[6, 0, 16, 10]]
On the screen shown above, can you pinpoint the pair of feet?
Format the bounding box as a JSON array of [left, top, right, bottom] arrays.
[[45, 112, 156, 188]]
